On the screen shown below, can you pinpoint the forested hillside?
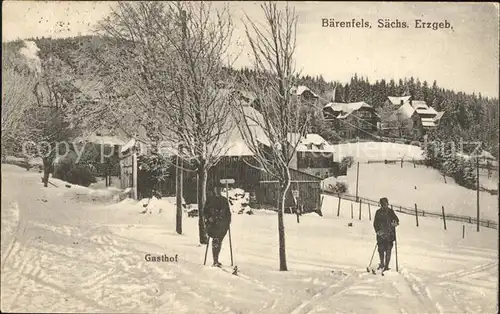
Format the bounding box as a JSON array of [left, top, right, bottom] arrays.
[[231, 67, 499, 155], [3, 35, 499, 157]]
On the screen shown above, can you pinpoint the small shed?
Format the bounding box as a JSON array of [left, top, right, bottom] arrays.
[[257, 168, 322, 213]]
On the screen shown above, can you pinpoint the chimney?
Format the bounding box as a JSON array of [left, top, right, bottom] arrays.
[[400, 100, 404, 106]]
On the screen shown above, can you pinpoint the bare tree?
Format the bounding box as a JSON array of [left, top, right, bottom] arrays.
[[94, 2, 236, 244], [234, 2, 303, 271], [28, 51, 100, 187], [2, 41, 97, 183], [376, 105, 410, 138], [1, 56, 37, 159]]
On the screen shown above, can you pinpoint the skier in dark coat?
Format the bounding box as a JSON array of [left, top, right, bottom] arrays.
[[373, 197, 399, 271], [204, 184, 232, 267]]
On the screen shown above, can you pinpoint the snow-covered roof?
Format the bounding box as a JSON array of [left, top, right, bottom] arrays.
[[287, 133, 335, 152], [120, 139, 136, 153], [74, 134, 126, 146], [480, 150, 495, 160], [415, 107, 438, 116], [388, 102, 415, 121], [218, 105, 270, 157], [291, 86, 319, 98], [324, 101, 372, 116], [410, 100, 428, 109], [421, 118, 437, 128], [410, 101, 438, 116], [387, 96, 411, 106], [433, 111, 445, 121]]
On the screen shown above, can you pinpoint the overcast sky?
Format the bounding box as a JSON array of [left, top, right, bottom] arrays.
[[3, 1, 499, 98]]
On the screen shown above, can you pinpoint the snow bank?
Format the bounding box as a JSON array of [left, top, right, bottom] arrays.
[[48, 177, 124, 203], [223, 188, 253, 215], [321, 176, 348, 191], [140, 197, 177, 214]]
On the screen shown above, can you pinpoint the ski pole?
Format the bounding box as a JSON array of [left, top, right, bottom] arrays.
[[224, 182, 234, 267], [228, 225, 234, 266], [395, 230, 399, 272], [367, 242, 378, 272], [203, 237, 210, 265]]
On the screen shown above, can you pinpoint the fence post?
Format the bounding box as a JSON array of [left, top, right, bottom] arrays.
[[355, 162, 360, 202], [441, 206, 447, 230], [358, 200, 362, 220], [422, 210, 425, 217], [351, 203, 353, 219], [399, 205, 402, 213], [414, 203, 419, 227], [368, 203, 372, 221], [462, 225, 465, 238], [337, 196, 341, 217], [413, 158, 416, 168], [476, 157, 480, 232], [469, 217, 472, 223], [401, 158, 403, 168], [443, 175, 447, 184]]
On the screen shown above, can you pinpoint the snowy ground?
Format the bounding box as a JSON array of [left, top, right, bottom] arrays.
[[331, 142, 425, 163], [324, 162, 499, 222], [1, 164, 498, 313]]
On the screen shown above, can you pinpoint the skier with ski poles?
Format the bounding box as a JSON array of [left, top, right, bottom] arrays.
[[373, 197, 399, 271], [204, 182, 232, 267]]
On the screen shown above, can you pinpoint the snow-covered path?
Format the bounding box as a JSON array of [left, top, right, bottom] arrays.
[[1, 164, 497, 313]]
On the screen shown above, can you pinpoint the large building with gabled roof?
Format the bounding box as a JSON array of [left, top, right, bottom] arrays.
[[322, 101, 380, 140], [380, 96, 445, 138]]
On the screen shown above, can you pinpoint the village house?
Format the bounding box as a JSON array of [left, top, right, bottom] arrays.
[[380, 96, 445, 139], [290, 85, 320, 105], [384, 95, 412, 109], [288, 133, 339, 179], [116, 89, 325, 212], [322, 101, 380, 140]]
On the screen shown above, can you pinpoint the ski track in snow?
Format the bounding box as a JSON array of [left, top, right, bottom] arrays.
[[289, 272, 359, 314]]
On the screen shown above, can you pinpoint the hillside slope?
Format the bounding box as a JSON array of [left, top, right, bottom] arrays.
[[325, 162, 498, 222], [331, 142, 425, 162]]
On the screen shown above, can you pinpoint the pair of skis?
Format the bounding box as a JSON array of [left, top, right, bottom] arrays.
[[213, 264, 239, 276], [367, 266, 389, 276]]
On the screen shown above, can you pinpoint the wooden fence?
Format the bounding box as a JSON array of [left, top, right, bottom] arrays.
[[322, 190, 498, 230], [258, 168, 322, 213]]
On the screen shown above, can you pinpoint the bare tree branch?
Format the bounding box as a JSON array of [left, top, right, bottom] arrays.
[[234, 1, 301, 271]]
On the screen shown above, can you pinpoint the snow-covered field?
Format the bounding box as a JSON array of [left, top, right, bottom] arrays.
[[324, 162, 499, 222], [1, 164, 498, 313], [331, 142, 425, 162]]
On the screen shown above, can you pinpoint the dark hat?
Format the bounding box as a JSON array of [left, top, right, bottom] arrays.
[[379, 197, 389, 205]]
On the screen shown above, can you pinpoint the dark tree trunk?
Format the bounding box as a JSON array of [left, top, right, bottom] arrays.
[[197, 164, 208, 244], [176, 152, 183, 235], [278, 169, 291, 271], [42, 157, 52, 188]]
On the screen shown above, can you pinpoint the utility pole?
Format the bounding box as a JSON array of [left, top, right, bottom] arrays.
[[355, 162, 360, 202], [176, 144, 183, 234], [476, 157, 480, 232], [132, 145, 138, 200], [176, 9, 188, 235]]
